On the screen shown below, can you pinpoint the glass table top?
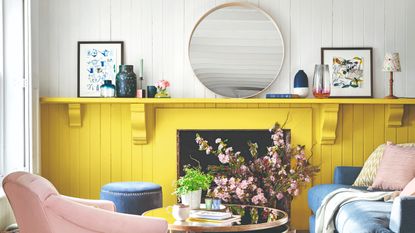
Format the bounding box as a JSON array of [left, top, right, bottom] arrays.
[[143, 204, 289, 232]]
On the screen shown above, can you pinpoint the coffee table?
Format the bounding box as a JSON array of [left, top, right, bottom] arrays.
[[142, 204, 289, 233]]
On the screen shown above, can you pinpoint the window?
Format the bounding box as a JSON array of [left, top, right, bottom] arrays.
[[0, 0, 32, 177], [0, 0, 5, 178]]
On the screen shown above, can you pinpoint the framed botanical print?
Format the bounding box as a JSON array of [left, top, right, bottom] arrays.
[[77, 41, 124, 97], [321, 47, 373, 98]]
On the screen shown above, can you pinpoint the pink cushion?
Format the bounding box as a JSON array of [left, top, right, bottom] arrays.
[[371, 145, 415, 191], [401, 178, 415, 196]]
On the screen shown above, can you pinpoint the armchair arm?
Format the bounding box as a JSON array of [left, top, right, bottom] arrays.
[[333, 166, 362, 185], [45, 195, 168, 233], [62, 195, 116, 212], [390, 196, 415, 233]]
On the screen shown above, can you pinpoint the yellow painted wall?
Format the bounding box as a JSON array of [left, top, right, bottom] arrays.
[[40, 102, 415, 230]]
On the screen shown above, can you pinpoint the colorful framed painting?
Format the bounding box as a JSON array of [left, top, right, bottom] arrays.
[[321, 47, 373, 98], [77, 41, 124, 97]]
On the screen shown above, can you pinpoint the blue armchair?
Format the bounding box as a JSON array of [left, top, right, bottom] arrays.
[[308, 166, 415, 233]]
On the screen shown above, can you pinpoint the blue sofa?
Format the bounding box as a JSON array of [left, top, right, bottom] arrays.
[[308, 166, 415, 233]]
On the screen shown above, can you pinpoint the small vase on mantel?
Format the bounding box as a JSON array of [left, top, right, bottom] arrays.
[[312, 64, 331, 98], [100, 80, 116, 98], [293, 70, 309, 98], [116, 65, 137, 97], [155, 80, 171, 98]]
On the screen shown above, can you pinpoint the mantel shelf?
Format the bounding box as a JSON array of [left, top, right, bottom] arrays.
[[40, 97, 415, 105], [41, 97, 412, 146]]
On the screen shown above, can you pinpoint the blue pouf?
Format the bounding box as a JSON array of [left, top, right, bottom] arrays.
[[100, 182, 162, 215]]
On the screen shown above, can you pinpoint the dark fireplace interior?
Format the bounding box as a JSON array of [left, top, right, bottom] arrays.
[[177, 129, 291, 177]]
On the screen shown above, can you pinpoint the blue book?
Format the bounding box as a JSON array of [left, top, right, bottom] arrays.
[[266, 94, 300, 98]]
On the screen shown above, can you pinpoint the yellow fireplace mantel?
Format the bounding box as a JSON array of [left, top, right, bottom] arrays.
[[40, 97, 413, 145], [40, 97, 415, 230], [40, 97, 415, 105]]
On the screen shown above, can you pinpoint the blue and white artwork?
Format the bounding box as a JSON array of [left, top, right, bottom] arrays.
[[78, 42, 123, 97]]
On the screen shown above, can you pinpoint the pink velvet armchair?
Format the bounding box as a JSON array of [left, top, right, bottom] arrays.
[[2, 172, 168, 233]]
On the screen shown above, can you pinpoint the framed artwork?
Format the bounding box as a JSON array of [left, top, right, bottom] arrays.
[[77, 41, 124, 97], [321, 47, 373, 98]]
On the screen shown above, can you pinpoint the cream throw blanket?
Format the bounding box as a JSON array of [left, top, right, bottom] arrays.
[[315, 188, 393, 233]]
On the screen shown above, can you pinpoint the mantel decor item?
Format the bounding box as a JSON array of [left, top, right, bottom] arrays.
[[321, 47, 373, 98], [147, 85, 157, 98], [312, 64, 331, 98], [383, 53, 401, 99], [293, 70, 309, 98], [155, 80, 170, 98], [100, 80, 116, 98], [77, 41, 124, 97], [116, 65, 137, 97]]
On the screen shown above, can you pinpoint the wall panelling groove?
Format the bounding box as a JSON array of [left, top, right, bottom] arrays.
[[34, 0, 415, 98]]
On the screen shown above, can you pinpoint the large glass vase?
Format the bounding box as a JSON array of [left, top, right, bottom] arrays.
[[312, 64, 331, 98]]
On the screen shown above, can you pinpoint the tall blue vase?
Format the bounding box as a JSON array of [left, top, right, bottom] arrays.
[[293, 70, 309, 98], [116, 65, 137, 97]]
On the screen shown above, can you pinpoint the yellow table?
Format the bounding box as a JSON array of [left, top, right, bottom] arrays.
[[143, 204, 289, 233]]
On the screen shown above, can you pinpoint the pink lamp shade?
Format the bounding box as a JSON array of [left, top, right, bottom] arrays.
[[382, 53, 401, 72]]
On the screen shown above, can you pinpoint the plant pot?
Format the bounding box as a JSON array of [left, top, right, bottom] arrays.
[[181, 190, 202, 209]]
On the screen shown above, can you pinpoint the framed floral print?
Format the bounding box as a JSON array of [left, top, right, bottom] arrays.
[[77, 41, 124, 97], [321, 47, 373, 98]]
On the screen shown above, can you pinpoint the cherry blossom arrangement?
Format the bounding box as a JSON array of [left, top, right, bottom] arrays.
[[195, 123, 319, 211]]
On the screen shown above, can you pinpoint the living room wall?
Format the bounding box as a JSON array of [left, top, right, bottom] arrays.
[[32, 0, 415, 98]]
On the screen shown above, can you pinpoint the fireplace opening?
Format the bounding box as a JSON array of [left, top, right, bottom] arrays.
[[177, 129, 291, 178], [177, 129, 292, 212]]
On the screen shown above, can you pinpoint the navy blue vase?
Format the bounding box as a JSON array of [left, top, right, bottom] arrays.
[[116, 65, 137, 97], [293, 70, 309, 98]]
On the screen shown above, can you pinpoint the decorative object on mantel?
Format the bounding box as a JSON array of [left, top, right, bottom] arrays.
[[116, 65, 137, 97], [321, 47, 373, 98], [188, 2, 284, 98], [174, 165, 213, 210], [136, 59, 146, 98], [312, 64, 331, 98], [293, 70, 309, 98], [100, 80, 116, 97], [147, 85, 157, 98], [383, 53, 401, 99], [195, 123, 319, 213], [155, 80, 171, 98], [266, 94, 300, 98], [77, 41, 124, 97]]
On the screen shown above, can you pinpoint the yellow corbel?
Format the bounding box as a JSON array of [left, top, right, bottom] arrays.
[[68, 104, 82, 127], [320, 104, 340, 145], [387, 104, 404, 127], [131, 104, 147, 145]]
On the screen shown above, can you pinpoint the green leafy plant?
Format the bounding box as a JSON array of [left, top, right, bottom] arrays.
[[174, 165, 213, 196]]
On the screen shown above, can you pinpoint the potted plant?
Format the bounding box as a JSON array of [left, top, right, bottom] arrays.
[[174, 165, 213, 209]]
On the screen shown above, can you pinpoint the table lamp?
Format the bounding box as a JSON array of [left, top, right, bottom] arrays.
[[382, 53, 401, 99]]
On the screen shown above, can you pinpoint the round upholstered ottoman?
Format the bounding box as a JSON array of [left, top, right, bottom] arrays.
[[100, 182, 162, 215]]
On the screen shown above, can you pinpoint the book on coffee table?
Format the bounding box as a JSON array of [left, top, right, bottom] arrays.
[[189, 210, 232, 220], [188, 215, 241, 224]]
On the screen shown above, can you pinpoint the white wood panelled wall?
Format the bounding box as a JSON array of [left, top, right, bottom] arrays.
[[33, 0, 415, 98]]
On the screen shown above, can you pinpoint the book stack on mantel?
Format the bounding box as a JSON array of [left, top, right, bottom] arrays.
[[266, 94, 300, 98], [189, 210, 241, 226]]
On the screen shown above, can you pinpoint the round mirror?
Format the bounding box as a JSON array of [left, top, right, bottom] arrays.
[[189, 3, 284, 98]]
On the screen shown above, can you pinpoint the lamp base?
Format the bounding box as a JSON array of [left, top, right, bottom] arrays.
[[384, 95, 398, 99]]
